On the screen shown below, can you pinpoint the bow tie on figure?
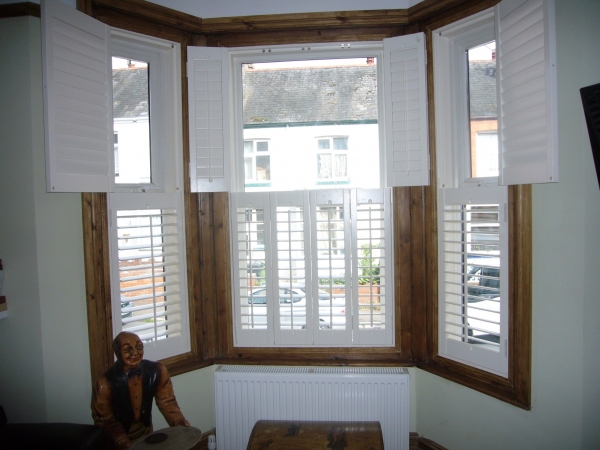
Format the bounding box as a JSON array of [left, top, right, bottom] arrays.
[[126, 368, 142, 378]]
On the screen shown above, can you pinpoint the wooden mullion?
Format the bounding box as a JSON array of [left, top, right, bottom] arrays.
[[508, 184, 532, 407], [82, 192, 113, 383], [395, 187, 414, 359], [198, 193, 220, 360], [212, 192, 235, 358]]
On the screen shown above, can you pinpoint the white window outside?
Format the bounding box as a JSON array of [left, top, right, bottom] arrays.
[[317, 136, 349, 183], [244, 139, 271, 186]]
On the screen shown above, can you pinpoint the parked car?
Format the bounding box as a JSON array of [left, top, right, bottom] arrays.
[[467, 259, 500, 302], [243, 286, 346, 329], [121, 296, 134, 319], [466, 257, 501, 345]]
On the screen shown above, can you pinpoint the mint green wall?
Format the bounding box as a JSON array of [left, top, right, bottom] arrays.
[[415, 0, 600, 448], [0, 16, 48, 423], [0, 15, 216, 432]]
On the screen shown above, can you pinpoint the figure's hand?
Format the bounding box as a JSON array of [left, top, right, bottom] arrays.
[[115, 437, 131, 450], [172, 417, 190, 427]]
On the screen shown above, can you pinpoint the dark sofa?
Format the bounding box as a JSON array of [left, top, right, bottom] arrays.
[[0, 405, 106, 450]]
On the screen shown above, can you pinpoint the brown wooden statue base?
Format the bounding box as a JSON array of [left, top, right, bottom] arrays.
[[246, 420, 384, 449]]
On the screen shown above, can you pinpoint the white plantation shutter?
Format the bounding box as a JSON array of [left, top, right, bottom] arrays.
[[109, 193, 190, 361], [230, 192, 271, 346], [438, 186, 508, 376], [352, 189, 394, 345], [41, 0, 113, 192], [310, 190, 352, 346], [231, 189, 394, 347], [187, 47, 230, 192], [496, 0, 558, 185], [384, 33, 429, 187]]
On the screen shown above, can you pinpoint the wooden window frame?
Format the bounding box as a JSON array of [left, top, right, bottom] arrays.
[[71, 0, 531, 408]]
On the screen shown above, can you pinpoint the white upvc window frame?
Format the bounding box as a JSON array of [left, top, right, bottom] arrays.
[[433, 0, 557, 376], [229, 42, 387, 192], [188, 34, 427, 349], [41, 0, 189, 362], [434, 7, 508, 377], [187, 34, 429, 193]]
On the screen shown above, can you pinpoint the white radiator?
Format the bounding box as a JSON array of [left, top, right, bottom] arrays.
[[214, 365, 410, 450]]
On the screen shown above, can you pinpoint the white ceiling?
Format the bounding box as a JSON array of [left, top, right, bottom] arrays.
[[145, 0, 424, 19]]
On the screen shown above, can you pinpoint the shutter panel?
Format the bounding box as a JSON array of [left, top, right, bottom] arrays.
[[383, 33, 429, 187], [187, 47, 230, 192], [271, 191, 312, 345], [310, 189, 352, 346], [437, 186, 508, 376], [42, 0, 113, 192], [230, 192, 271, 346], [352, 189, 394, 346], [497, 0, 558, 185], [109, 193, 190, 361]]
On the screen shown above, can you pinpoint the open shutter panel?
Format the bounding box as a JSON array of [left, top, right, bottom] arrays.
[[108, 193, 190, 361], [270, 191, 312, 345], [352, 189, 394, 346], [383, 33, 429, 187], [42, 0, 113, 193], [230, 192, 271, 346], [310, 189, 353, 346], [187, 47, 230, 192], [437, 186, 509, 377], [497, 0, 558, 185]]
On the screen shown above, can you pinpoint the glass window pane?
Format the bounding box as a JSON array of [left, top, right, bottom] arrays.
[[255, 155, 270, 180], [333, 137, 348, 150], [335, 154, 347, 178], [112, 57, 151, 184], [242, 58, 379, 191], [317, 153, 332, 179], [318, 139, 330, 150], [244, 141, 254, 154], [467, 42, 498, 178]]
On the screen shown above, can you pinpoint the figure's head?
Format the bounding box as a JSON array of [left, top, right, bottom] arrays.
[[113, 331, 144, 371]]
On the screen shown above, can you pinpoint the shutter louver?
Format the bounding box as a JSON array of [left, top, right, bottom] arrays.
[[187, 47, 230, 192], [110, 193, 190, 361], [497, 0, 558, 185], [438, 186, 508, 376], [231, 189, 394, 347], [42, 0, 113, 192], [384, 33, 429, 187]]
